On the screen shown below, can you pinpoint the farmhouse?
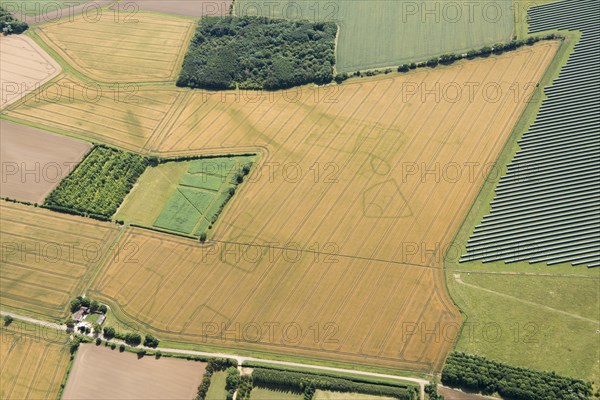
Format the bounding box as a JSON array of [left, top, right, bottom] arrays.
[[72, 307, 88, 323]]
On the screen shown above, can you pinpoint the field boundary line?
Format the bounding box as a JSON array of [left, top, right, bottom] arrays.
[[83, 227, 128, 293], [209, 239, 437, 270], [452, 270, 600, 279]]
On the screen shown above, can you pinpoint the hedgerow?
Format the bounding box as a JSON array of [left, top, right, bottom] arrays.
[[442, 352, 593, 400], [177, 16, 337, 90], [44, 146, 148, 218], [0, 6, 28, 35], [251, 368, 417, 400]]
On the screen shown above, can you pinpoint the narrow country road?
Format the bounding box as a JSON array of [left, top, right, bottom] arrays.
[[1, 311, 428, 399]]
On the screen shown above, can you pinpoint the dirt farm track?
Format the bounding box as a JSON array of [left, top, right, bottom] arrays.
[[62, 344, 205, 400]]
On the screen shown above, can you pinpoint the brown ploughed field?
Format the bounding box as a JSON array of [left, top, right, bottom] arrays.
[[0, 120, 91, 203], [62, 345, 205, 400]]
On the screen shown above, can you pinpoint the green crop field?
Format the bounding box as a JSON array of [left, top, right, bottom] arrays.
[[251, 388, 303, 400], [153, 156, 255, 237], [115, 161, 191, 227], [448, 272, 600, 382], [205, 371, 228, 400], [44, 146, 148, 219], [314, 391, 394, 400], [117, 156, 255, 237], [237, 0, 514, 72]]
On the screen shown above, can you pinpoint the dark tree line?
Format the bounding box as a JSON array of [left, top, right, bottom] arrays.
[[0, 7, 28, 35], [442, 352, 593, 400], [177, 16, 337, 90]]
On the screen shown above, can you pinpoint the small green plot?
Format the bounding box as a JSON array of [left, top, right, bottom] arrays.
[[150, 155, 256, 238], [154, 191, 202, 234]]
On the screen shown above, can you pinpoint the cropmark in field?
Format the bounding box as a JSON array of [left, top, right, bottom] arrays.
[[89, 42, 559, 373], [36, 8, 194, 82], [0, 320, 70, 400], [0, 202, 120, 320], [4, 76, 183, 152]]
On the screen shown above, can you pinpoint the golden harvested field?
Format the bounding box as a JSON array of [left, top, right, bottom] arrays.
[[92, 228, 458, 372], [37, 9, 194, 82], [154, 42, 560, 265], [5, 76, 183, 151], [0, 35, 61, 108], [84, 42, 559, 373], [0, 202, 120, 319], [62, 344, 205, 400], [0, 320, 70, 400]]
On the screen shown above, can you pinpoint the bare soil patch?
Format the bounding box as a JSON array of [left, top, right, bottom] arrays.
[[0, 35, 61, 108], [0, 120, 91, 203], [62, 345, 205, 400], [111, 0, 232, 17]]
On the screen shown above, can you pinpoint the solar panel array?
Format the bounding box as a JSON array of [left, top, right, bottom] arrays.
[[461, 0, 600, 268]]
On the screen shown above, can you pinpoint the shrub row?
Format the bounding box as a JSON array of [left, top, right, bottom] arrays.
[[442, 352, 593, 400], [236, 375, 252, 400], [336, 34, 564, 83], [155, 153, 257, 164], [252, 368, 417, 400], [243, 363, 415, 390]]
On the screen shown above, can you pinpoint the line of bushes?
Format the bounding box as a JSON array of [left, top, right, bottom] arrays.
[[195, 358, 239, 400], [153, 153, 258, 164], [243, 362, 416, 390], [0, 6, 28, 35], [441, 352, 593, 400], [335, 33, 564, 83], [252, 368, 417, 400]]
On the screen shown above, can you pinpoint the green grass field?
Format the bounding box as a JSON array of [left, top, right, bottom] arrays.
[[117, 156, 255, 237], [448, 273, 599, 382], [237, 0, 514, 72], [443, 30, 599, 383], [116, 161, 191, 226], [314, 390, 394, 400], [251, 388, 303, 400], [206, 371, 228, 400]]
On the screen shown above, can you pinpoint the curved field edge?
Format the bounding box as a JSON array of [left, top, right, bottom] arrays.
[[443, 30, 600, 382], [18, 6, 195, 86]]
